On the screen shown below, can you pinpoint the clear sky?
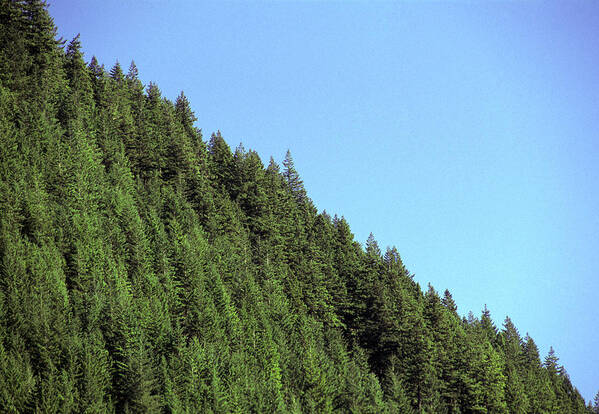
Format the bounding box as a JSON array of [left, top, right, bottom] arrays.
[[49, 0, 598, 402]]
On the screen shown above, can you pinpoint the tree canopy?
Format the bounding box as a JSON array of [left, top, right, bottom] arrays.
[[0, 1, 593, 412]]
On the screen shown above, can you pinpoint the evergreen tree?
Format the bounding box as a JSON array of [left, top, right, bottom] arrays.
[[0, 3, 590, 412], [365, 232, 381, 259], [480, 304, 498, 343], [282, 149, 307, 203], [441, 289, 458, 314], [544, 346, 561, 376], [109, 60, 124, 82]]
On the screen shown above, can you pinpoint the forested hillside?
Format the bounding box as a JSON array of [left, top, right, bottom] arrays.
[[0, 1, 595, 412]]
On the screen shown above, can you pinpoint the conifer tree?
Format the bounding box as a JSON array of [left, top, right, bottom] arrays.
[[441, 289, 458, 314], [365, 232, 381, 259], [480, 304, 498, 343], [0, 3, 592, 412], [88, 55, 104, 79], [109, 60, 124, 82], [544, 346, 561, 376], [175, 91, 197, 134], [282, 149, 307, 203]]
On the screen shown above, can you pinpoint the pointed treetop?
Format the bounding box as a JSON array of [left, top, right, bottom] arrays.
[[502, 316, 520, 338], [234, 142, 246, 159], [467, 311, 478, 325], [125, 61, 144, 96], [480, 304, 498, 338], [88, 56, 104, 78], [522, 333, 541, 367], [109, 61, 123, 81], [383, 246, 399, 264], [208, 131, 232, 162], [65, 33, 89, 85], [245, 149, 263, 170], [501, 316, 523, 358], [441, 289, 458, 313], [66, 33, 82, 58], [426, 283, 439, 298], [282, 150, 306, 202], [209, 130, 225, 148], [592, 390, 599, 413], [282, 150, 296, 178], [544, 346, 562, 375], [334, 216, 354, 243], [482, 304, 491, 319], [175, 91, 197, 129], [383, 246, 407, 275], [126, 60, 138, 80], [176, 90, 189, 107], [267, 156, 280, 174], [365, 232, 381, 258], [146, 81, 161, 103]]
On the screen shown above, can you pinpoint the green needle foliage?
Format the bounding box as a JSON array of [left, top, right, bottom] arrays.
[[0, 2, 593, 412]]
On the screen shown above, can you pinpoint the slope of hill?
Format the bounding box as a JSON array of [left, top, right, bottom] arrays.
[[0, 1, 593, 412]]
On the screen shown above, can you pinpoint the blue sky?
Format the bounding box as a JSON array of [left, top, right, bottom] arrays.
[[50, 0, 598, 402]]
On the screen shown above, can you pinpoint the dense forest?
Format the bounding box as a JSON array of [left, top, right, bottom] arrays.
[[0, 1, 597, 412]]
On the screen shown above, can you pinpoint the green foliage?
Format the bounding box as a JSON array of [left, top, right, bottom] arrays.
[[0, 2, 592, 412], [592, 390, 599, 414]]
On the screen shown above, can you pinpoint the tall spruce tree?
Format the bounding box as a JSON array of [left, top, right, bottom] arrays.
[[282, 149, 307, 204]]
